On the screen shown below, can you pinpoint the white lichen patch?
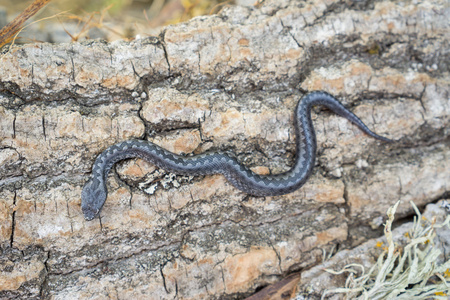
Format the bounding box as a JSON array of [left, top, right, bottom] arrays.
[[323, 201, 450, 299]]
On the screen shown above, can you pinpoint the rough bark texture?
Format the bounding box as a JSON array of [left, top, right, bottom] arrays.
[[0, 0, 448, 299]]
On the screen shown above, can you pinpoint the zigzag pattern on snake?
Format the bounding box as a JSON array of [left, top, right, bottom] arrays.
[[81, 91, 392, 221]]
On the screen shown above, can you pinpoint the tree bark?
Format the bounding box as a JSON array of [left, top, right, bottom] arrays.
[[0, 0, 448, 298]]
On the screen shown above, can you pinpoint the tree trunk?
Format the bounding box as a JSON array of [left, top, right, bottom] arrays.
[[0, 0, 448, 298]]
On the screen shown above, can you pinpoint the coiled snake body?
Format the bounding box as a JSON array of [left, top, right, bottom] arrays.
[[82, 91, 391, 221]]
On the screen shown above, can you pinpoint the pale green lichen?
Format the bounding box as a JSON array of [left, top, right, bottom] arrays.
[[322, 201, 450, 300]]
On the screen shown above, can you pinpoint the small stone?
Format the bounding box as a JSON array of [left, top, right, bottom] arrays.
[[356, 159, 369, 169], [370, 216, 384, 229], [144, 184, 158, 195], [330, 168, 342, 178]]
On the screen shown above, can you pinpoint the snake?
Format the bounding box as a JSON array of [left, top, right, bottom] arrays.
[[81, 91, 392, 221]]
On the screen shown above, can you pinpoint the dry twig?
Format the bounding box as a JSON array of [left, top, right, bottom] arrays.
[[0, 0, 52, 48]]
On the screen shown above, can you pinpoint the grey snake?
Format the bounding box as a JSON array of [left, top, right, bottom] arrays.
[[81, 91, 391, 221]]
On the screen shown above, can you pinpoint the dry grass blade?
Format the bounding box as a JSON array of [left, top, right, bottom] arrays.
[[0, 0, 52, 48]]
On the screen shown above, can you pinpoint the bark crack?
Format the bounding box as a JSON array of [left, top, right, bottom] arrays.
[[266, 238, 283, 273], [42, 115, 47, 141], [160, 264, 170, 294], [9, 190, 17, 247], [39, 250, 50, 299], [158, 31, 171, 75], [130, 61, 141, 79], [12, 114, 16, 139], [70, 56, 75, 81], [279, 19, 304, 49], [418, 84, 427, 113], [342, 179, 351, 221]]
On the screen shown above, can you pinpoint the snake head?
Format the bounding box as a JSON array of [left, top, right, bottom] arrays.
[[81, 178, 107, 221]]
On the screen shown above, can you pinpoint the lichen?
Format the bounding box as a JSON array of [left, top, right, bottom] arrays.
[[322, 201, 450, 300]]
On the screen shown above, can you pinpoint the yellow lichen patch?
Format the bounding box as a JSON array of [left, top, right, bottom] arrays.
[[444, 268, 450, 278]]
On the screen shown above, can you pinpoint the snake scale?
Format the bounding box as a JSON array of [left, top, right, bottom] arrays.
[[81, 91, 391, 221]]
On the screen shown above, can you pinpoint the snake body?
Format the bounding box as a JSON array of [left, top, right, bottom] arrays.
[[81, 91, 391, 221]]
